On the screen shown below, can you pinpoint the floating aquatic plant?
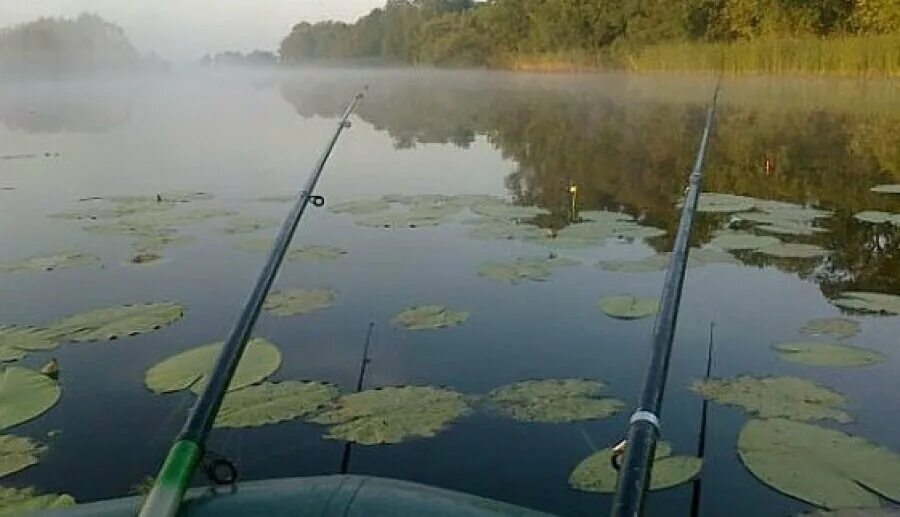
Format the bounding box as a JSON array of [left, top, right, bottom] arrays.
[[290, 246, 348, 263], [773, 342, 886, 367], [690, 376, 850, 422], [145, 338, 281, 395], [215, 381, 339, 429], [738, 419, 900, 510], [329, 199, 392, 215], [487, 379, 624, 423], [310, 386, 469, 445], [0, 367, 62, 431], [801, 318, 860, 339], [579, 210, 635, 223], [596, 249, 738, 273], [756, 243, 828, 259], [132, 235, 196, 254], [0, 486, 75, 515], [832, 292, 900, 315], [470, 203, 548, 220], [392, 305, 469, 330], [47, 303, 184, 342], [0, 252, 98, 273], [262, 289, 335, 317], [854, 211, 899, 225], [478, 256, 577, 284], [871, 184, 900, 194], [708, 231, 781, 251], [130, 252, 164, 265], [694, 193, 758, 213], [754, 222, 826, 236], [221, 217, 278, 235], [599, 296, 659, 320], [569, 441, 701, 493], [466, 220, 545, 241], [0, 435, 43, 478], [0, 326, 62, 362]]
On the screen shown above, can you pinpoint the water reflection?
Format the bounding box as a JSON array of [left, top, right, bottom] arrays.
[[280, 72, 900, 297], [0, 82, 134, 133]]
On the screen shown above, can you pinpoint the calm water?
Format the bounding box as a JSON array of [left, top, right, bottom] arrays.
[[1, 69, 898, 516]]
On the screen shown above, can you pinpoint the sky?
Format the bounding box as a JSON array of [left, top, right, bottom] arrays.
[[0, 0, 385, 61]]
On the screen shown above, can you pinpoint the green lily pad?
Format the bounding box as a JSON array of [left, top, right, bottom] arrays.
[[579, 211, 635, 223], [0, 486, 75, 515], [610, 223, 667, 239], [132, 235, 196, 254], [569, 441, 701, 493], [479, 256, 577, 284], [215, 381, 339, 429], [0, 367, 62, 431], [81, 221, 178, 239], [756, 243, 828, 259], [871, 184, 900, 194], [690, 376, 850, 422], [695, 193, 758, 213], [754, 222, 826, 236], [599, 296, 659, 320], [773, 342, 886, 367], [392, 306, 469, 330], [329, 199, 391, 215], [465, 220, 545, 241], [262, 289, 335, 317], [310, 386, 469, 445], [471, 203, 548, 220], [144, 338, 281, 395], [355, 213, 445, 229], [130, 252, 165, 265], [221, 217, 278, 235], [257, 195, 295, 203], [802, 318, 860, 339], [738, 418, 900, 509], [0, 252, 98, 273], [709, 232, 781, 250], [0, 326, 62, 361], [487, 379, 624, 423], [597, 255, 671, 273], [0, 435, 43, 478], [854, 211, 896, 225], [832, 292, 900, 315], [290, 246, 348, 263], [47, 302, 185, 342]]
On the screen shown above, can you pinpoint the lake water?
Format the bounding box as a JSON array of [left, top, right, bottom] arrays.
[[0, 69, 898, 516]]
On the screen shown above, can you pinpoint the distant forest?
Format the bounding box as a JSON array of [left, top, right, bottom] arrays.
[[0, 14, 159, 74], [279, 0, 900, 74]]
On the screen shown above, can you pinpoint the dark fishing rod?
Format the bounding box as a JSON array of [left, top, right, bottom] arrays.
[[138, 88, 366, 517], [341, 322, 376, 474], [690, 322, 715, 517], [610, 80, 721, 517]]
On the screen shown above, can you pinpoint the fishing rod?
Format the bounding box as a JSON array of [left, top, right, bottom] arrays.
[[609, 80, 721, 517], [690, 322, 715, 517], [341, 322, 376, 474], [138, 87, 366, 517]]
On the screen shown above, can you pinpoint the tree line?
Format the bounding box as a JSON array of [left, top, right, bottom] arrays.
[[279, 0, 900, 72]]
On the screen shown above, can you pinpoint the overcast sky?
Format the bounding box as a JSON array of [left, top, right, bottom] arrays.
[[1, 1, 385, 61]]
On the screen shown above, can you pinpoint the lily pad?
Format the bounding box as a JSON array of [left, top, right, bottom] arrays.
[[579, 211, 635, 223], [221, 217, 278, 235], [215, 381, 339, 429], [132, 235, 196, 254], [310, 386, 469, 445], [832, 292, 900, 315], [0, 252, 98, 273], [690, 376, 850, 422], [802, 318, 860, 339], [465, 220, 545, 241], [329, 199, 391, 215], [709, 231, 781, 250], [0, 486, 75, 515], [487, 379, 624, 423], [599, 295, 659, 320], [144, 338, 281, 395], [257, 195, 295, 203], [471, 203, 548, 220], [81, 221, 178, 239], [756, 243, 828, 259], [773, 341, 886, 367], [0, 326, 62, 362], [597, 255, 671, 273], [0, 435, 43, 478], [695, 193, 758, 213], [854, 211, 897, 225], [754, 222, 826, 236], [290, 246, 348, 263], [479, 257, 577, 284], [130, 252, 164, 265], [0, 367, 62, 431], [738, 418, 900, 509], [47, 302, 184, 342], [569, 441, 701, 493], [392, 305, 469, 330], [871, 184, 900, 194], [355, 213, 445, 229], [262, 289, 335, 317]]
